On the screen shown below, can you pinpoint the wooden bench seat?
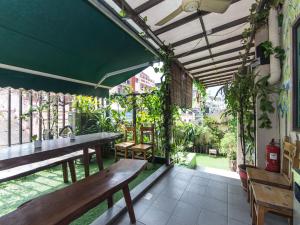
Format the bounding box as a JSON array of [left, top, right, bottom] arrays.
[[0, 149, 95, 183], [0, 159, 147, 225], [247, 167, 290, 189]]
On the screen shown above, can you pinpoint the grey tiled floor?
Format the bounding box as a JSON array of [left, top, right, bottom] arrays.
[[113, 166, 288, 225]]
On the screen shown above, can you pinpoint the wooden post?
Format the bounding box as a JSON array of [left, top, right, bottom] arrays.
[[132, 94, 137, 127], [163, 80, 172, 165]]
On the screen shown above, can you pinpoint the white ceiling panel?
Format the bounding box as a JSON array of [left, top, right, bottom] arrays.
[[173, 38, 206, 55], [193, 65, 239, 77], [179, 49, 210, 63], [196, 70, 235, 79], [184, 58, 214, 69], [158, 20, 202, 44], [210, 40, 243, 54], [207, 24, 248, 45], [190, 59, 242, 73]]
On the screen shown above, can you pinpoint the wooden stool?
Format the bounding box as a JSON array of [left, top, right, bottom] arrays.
[[115, 127, 136, 161], [131, 125, 154, 161], [250, 182, 293, 225]]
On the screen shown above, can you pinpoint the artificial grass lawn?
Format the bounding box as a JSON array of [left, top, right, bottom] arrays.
[[195, 153, 230, 171], [0, 156, 161, 225]]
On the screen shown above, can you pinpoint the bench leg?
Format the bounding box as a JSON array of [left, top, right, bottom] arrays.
[[122, 185, 136, 224], [62, 162, 68, 183], [83, 148, 90, 177], [256, 206, 265, 225], [68, 160, 77, 183], [107, 196, 113, 208], [95, 145, 104, 171]]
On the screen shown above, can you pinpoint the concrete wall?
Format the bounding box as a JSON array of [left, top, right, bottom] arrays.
[[279, 0, 300, 145]]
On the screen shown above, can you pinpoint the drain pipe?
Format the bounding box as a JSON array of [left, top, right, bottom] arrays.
[[268, 7, 281, 84]]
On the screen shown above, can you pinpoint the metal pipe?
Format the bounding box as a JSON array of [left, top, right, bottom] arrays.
[[19, 89, 23, 144], [8, 88, 11, 146]]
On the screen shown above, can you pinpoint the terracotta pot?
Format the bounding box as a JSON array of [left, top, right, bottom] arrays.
[[238, 164, 256, 191], [229, 160, 237, 172]]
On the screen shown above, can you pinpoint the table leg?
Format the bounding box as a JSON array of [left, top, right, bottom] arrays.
[[68, 160, 77, 183], [95, 145, 103, 171], [250, 183, 253, 217], [62, 162, 68, 183], [107, 196, 113, 208], [256, 205, 265, 225], [83, 148, 90, 177], [122, 184, 136, 224]]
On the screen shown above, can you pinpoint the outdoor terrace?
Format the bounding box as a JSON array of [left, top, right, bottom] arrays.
[[111, 166, 288, 225]]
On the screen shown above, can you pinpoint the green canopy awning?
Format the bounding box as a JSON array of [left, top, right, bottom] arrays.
[[0, 0, 157, 97]]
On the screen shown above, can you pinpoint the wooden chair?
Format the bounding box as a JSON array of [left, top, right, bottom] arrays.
[[114, 127, 136, 161], [131, 125, 154, 161]]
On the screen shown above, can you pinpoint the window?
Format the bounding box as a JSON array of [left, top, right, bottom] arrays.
[[293, 18, 300, 130]]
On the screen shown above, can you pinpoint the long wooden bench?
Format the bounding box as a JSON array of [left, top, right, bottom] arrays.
[[0, 159, 147, 225], [0, 149, 95, 183]]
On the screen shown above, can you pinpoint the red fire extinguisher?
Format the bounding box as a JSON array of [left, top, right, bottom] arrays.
[[265, 139, 280, 173]]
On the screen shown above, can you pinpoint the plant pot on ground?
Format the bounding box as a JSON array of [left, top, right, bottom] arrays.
[[238, 164, 256, 191], [229, 159, 237, 172]]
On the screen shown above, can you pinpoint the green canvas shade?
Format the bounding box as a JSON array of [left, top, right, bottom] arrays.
[[0, 0, 157, 97]]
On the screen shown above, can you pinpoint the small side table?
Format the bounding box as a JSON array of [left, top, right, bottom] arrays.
[[250, 182, 293, 225]]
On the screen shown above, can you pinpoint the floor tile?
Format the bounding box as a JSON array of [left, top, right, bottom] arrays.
[[228, 203, 251, 224], [198, 209, 227, 225], [152, 195, 178, 213], [180, 190, 206, 208], [140, 206, 172, 225]]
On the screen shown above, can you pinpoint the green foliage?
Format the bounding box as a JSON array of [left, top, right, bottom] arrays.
[[194, 80, 207, 111], [261, 41, 286, 67], [224, 71, 278, 165], [220, 132, 237, 160], [73, 96, 115, 135], [22, 93, 59, 139]]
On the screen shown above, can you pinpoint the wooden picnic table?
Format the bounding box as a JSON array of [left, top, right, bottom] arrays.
[[0, 132, 122, 177]]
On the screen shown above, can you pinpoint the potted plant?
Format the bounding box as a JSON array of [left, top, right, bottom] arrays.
[[228, 151, 237, 172], [224, 70, 277, 190], [32, 135, 42, 149]]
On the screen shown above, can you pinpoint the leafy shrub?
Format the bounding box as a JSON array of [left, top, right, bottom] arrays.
[[220, 132, 237, 160]]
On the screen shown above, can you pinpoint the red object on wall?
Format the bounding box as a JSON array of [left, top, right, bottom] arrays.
[[265, 139, 280, 173]]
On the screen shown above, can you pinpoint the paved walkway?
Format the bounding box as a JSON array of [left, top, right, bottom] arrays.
[[113, 166, 287, 225]]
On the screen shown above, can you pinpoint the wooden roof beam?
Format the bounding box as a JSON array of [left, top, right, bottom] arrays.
[[182, 44, 254, 66], [191, 61, 244, 74], [201, 76, 233, 84], [172, 16, 249, 47], [187, 52, 255, 71], [176, 34, 243, 58], [193, 67, 237, 77], [134, 0, 165, 14], [199, 74, 233, 82], [154, 0, 241, 35], [205, 81, 231, 88]]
